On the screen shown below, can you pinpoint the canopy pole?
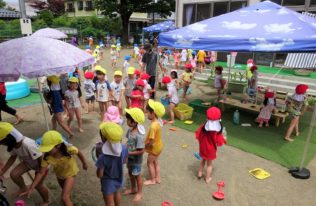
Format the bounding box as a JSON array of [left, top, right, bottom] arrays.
[[37, 78, 50, 131]]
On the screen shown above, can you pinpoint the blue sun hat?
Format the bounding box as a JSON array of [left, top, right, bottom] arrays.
[[192, 51, 196, 55], [134, 44, 138, 47], [124, 55, 131, 61], [86, 45, 91, 50], [166, 49, 172, 55]]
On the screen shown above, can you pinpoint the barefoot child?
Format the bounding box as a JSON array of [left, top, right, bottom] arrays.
[[110, 45, 117, 69], [103, 105, 123, 125], [144, 100, 165, 185], [123, 56, 131, 75], [140, 73, 152, 111], [181, 64, 193, 99], [170, 70, 179, 90], [256, 90, 276, 127], [65, 77, 84, 133], [214, 66, 225, 101], [21, 130, 88, 206], [124, 108, 146, 202], [162, 76, 179, 124], [196, 107, 226, 184], [173, 49, 181, 70], [124, 67, 136, 109], [130, 80, 145, 109], [84, 71, 96, 113], [0, 123, 49, 205], [95, 66, 112, 118], [111, 71, 125, 114], [96, 122, 128, 206]]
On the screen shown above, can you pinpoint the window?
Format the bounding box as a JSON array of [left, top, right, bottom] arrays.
[[230, 1, 247, 12], [67, 3, 74, 12], [78, 1, 83, 10], [311, 0, 316, 6], [85, 1, 93, 11], [213, 2, 228, 17], [183, 4, 196, 26], [283, 0, 305, 6], [197, 3, 211, 22]]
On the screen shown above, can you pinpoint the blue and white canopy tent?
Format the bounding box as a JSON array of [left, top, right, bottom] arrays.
[[159, 1, 316, 52], [142, 20, 176, 44], [159, 0, 316, 179]]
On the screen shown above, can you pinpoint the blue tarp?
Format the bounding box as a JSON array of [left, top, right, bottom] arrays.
[[143, 20, 176, 33], [159, 1, 316, 52]]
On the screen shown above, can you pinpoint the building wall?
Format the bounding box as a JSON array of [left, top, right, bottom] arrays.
[[64, 0, 98, 17]]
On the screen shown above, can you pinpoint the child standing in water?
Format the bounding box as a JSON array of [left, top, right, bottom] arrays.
[[0, 122, 49, 205], [196, 107, 226, 184], [124, 108, 146, 202], [96, 122, 128, 206], [21, 130, 88, 206], [144, 100, 165, 185]]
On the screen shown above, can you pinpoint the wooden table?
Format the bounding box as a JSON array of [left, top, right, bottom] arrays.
[[219, 99, 289, 127]]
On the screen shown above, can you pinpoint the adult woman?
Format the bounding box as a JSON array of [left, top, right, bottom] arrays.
[[0, 82, 22, 124], [284, 84, 309, 142]]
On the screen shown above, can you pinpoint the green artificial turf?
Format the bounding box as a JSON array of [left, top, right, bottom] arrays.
[[7, 93, 42, 108], [172, 108, 316, 168], [216, 61, 316, 79]]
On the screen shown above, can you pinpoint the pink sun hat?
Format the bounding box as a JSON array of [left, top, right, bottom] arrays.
[[103, 106, 121, 123]]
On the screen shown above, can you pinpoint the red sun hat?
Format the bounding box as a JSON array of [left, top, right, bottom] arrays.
[[265, 92, 274, 98], [135, 69, 141, 75], [206, 107, 221, 121], [250, 65, 258, 72], [296, 84, 308, 95], [84, 71, 94, 79], [162, 76, 171, 84], [136, 79, 145, 87], [141, 73, 150, 80], [185, 63, 193, 70]]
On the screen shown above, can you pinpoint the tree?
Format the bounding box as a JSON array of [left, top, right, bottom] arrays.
[[0, 0, 6, 9], [94, 0, 175, 44], [27, 0, 65, 16]]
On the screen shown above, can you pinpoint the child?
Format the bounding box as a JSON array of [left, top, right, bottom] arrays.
[[59, 73, 69, 118], [124, 67, 136, 109], [196, 107, 226, 184], [214, 66, 225, 101], [134, 44, 140, 60], [181, 64, 193, 99], [110, 45, 117, 69], [159, 51, 169, 76], [141, 73, 152, 111], [124, 108, 146, 202], [144, 100, 165, 185], [84, 71, 96, 113], [47, 76, 74, 138], [0, 122, 49, 205], [88, 36, 94, 48], [96, 122, 128, 206], [135, 69, 141, 80], [93, 45, 101, 62], [116, 42, 121, 58], [170, 70, 179, 90], [256, 90, 276, 127], [21, 130, 88, 205], [173, 49, 181, 70], [65, 77, 84, 133], [111, 70, 125, 114], [162, 76, 179, 124], [103, 105, 123, 125], [197, 50, 206, 73], [130, 80, 145, 109], [95, 66, 112, 118], [85, 45, 92, 54], [190, 51, 197, 70], [180, 49, 188, 66], [123, 55, 131, 75]]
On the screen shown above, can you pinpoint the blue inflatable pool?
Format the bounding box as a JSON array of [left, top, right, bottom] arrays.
[[5, 79, 30, 101]]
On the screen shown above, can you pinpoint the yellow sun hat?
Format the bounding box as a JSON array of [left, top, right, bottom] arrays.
[[99, 122, 123, 143], [127, 67, 135, 75], [47, 75, 60, 84], [148, 99, 165, 118], [0, 122, 14, 141], [125, 108, 145, 124], [95, 65, 106, 74], [114, 70, 123, 76], [68, 77, 79, 83], [39, 130, 64, 153], [111, 45, 116, 48], [96, 45, 100, 49]]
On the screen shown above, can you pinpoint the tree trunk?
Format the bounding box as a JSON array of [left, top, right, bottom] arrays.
[[121, 14, 130, 46]]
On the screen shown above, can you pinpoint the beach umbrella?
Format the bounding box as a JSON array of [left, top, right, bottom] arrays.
[[32, 28, 67, 39], [0, 36, 95, 130]]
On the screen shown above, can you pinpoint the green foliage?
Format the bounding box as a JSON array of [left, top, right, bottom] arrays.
[[36, 10, 54, 26], [0, 0, 6, 8], [52, 15, 70, 27], [308, 97, 316, 106]]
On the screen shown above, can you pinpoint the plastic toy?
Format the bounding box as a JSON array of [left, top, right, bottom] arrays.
[[181, 144, 188, 149], [249, 168, 271, 180], [194, 152, 202, 160], [169, 128, 177, 131], [15, 200, 25, 206], [212, 181, 225, 200], [162, 201, 172, 206], [184, 120, 193, 125]]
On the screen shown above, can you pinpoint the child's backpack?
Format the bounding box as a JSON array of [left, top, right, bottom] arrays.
[[43, 88, 52, 104]]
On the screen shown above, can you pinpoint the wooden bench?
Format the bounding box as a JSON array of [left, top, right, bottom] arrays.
[[219, 99, 289, 127]]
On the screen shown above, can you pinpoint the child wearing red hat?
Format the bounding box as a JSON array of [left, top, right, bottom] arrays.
[[256, 89, 276, 127], [181, 63, 193, 99], [284, 84, 309, 142], [135, 69, 141, 80], [84, 71, 96, 114], [130, 80, 145, 109], [195, 107, 226, 184], [162, 76, 179, 124], [141, 73, 152, 111]]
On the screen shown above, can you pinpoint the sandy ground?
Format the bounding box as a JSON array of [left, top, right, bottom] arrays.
[[1, 48, 316, 206]]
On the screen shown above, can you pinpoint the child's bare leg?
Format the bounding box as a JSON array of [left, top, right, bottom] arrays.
[[143, 100, 148, 112], [104, 194, 115, 206], [124, 169, 137, 195], [198, 159, 205, 178], [98, 102, 104, 117], [60, 177, 75, 206], [285, 117, 299, 141], [67, 109, 74, 128], [125, 96, 130, 109], [114, 191, 121, 206], [56, 113, 74, 138], [133, 175, 143, 202], [295, 117, 300, 136], [205, 160, 213, 184], [265, 121, 269, 127], [259, 121, 263, 128], [74, 108, 84, 132], [85, 101, 89, 114], [153, 158, 161, 183], [92, 101, 95, 112], [52, 115, 57, 130], [10, 162, 29, 194], [144, 154, 157, 185], [169, 103, 175, 123], [35, 174, 50, 205]]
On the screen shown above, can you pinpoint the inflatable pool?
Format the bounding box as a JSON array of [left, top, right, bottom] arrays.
[[5, 78, 30, 101]]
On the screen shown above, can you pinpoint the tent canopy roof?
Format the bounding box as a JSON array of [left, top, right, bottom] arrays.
[[143, 20, 176, 33]]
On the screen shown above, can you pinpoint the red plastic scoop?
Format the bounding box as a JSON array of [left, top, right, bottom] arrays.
[[212, 181, 225, 200], [162, 201, 172, 206]]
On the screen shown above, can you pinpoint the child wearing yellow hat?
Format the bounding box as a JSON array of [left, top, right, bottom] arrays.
[[110, 70, 125, 114], [110, 45, 117, 69], [144, 99, 165, 186], [0, 122, 49, 205], [21, 130, 88, 206], [124, 108, 146, 202], [65, 77, 84, 133], [124, 67, 136, 108], [96, 122, 128, 206]]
